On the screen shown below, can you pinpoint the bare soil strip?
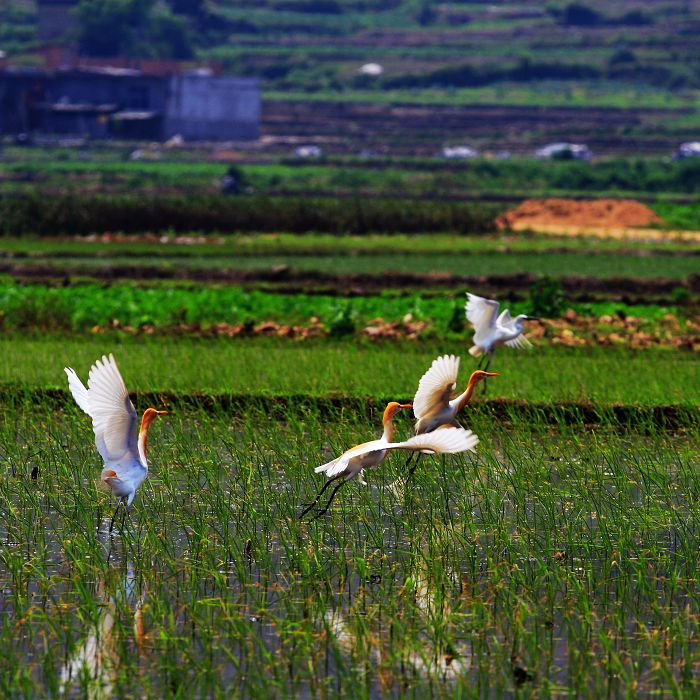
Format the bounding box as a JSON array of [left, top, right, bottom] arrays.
[[3, 263, 697, 302]]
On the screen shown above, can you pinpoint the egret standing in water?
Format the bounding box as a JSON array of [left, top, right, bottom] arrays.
[[65, 354, 167, 531], [465, 293, 537, 371], [299, 401, 478, 520]]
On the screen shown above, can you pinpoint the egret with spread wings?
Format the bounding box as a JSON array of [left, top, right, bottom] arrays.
[[402, 354, 497, 481], [299, 401, 478, 520], [465, 293, 537, 371], [65, 354, 167, 531]]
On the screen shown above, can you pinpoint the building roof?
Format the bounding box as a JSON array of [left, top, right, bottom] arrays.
[[43, 102, 117, 114], [111, 111, 161, 121]]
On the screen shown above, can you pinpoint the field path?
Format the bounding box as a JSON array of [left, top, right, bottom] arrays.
[[507, 222, 700, 243]]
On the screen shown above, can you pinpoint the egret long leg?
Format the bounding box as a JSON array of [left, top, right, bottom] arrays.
[[405, 452, 424, 482], [108, 499, 122, 533], [310, 478, 349, 521], [482, 353, 495, 394], [402, 451, 416, 473], [298, 473, 344, 519]]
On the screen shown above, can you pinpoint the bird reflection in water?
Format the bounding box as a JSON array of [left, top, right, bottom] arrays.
[[60, 540, 146, 698]]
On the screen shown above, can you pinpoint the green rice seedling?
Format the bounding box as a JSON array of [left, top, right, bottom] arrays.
[[0, 392, 699, 696]]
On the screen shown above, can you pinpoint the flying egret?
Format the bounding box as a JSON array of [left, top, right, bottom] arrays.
[[402, 354, 497, 481], [299, 401, 478, 519], [465, 293, 537, 371], [64, 354, 167, 531]]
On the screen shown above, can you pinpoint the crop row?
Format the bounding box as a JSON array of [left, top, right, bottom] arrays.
[[0, 193, 499, 237], [0, 281, 688, 335], [0, 335, 696, 408]]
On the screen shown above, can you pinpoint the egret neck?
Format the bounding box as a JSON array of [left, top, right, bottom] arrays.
[[454, 372, 481, 412], [381, 402, 412, 442], [137, 408, 167, 467]]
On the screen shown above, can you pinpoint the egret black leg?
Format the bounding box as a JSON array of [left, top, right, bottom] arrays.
[[309, 478, 349, 521], [405, 453, 424, 483], [108, 500, 121, 533], [476, 353, 485, 369], [482, 354, 494, 394], [299, 474, 343, 519]]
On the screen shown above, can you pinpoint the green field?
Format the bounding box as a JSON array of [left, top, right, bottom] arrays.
[[1, 394, 699, 696], [0, 237, 697, 696], [0, 337, 696, 409], [11, 250, 698, 280], [2, 153, 700, 201]]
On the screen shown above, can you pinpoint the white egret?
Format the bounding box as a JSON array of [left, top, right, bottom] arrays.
[[465, 293, 537, 371], [64, 354, 167, 531], [299, 401, 478, 519], [402, 354, 497, 480]]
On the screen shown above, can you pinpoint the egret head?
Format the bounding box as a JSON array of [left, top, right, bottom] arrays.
[[469, 370, 500, 385], [141, 407, 168, 429], [382, 401, 412, 422]]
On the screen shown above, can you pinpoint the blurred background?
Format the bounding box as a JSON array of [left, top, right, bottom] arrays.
[[0, 0, 698, 348]]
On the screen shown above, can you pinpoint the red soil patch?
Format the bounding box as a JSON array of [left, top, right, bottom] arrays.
[[497, 198, 662, 230]]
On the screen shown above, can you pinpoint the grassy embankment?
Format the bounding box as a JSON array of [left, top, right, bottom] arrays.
[[0, 337, 696, 411]]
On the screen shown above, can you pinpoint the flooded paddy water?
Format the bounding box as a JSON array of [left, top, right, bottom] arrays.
[[0, 406, 698, 697]]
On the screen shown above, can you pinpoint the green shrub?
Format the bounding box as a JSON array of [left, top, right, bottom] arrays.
[[528, 276, 566, 318]]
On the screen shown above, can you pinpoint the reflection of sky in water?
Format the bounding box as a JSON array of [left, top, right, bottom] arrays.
[[0, 418, 697, 696]]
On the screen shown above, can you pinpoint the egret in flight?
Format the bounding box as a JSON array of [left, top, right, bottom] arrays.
[[299, 401, 478, 519], [403, 354, 497, 480], [465, 293, 537, 371], [65, 354, 167, 531]]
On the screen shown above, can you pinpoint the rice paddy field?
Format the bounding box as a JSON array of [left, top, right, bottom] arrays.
[[0, 205, 698, 696]]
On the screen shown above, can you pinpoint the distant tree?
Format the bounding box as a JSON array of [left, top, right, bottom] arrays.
[[617, 10, 652, 26], [168, 0, 206, 16], [77, 0, 192, 58], [608, 48, 636, 67], [416, 1, 437, 26], [561, 3, 601, 26]]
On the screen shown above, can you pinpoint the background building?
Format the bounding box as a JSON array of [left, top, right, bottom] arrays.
[[0, 61, 260, 141]]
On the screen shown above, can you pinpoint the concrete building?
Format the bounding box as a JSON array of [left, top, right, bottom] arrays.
[[0, 66, 260, 141]]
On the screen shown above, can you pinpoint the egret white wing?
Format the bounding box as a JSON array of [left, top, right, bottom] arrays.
[[497, 308, 513, 328], [316, 438, 385, 478], [385, 427, 479, 455], [64, 368, 91, 415], [86, 354, 138, 462], [505, 333, 532, 350], [465, 294, 500, 346], [412, 354, 460, 420]]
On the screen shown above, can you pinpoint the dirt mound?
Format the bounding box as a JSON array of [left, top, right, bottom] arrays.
[[497, 198, 662, 230]]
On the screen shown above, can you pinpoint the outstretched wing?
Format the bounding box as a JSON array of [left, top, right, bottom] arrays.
[[87, 355, 138, 462], [497, 309, 533, 350], [315, 438, 384, 478], [386, 426, 479, 455], [64, 368, 91, 415], [505, 333, 532, 350], [412, 354, 460, 420], [497, 308, 512, 328], [65, 354, 138, 463], [465, 294, 500, 346]]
